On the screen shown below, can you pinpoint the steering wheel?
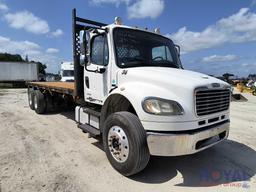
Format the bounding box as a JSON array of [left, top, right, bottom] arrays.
[[153, 56, 164, 61]]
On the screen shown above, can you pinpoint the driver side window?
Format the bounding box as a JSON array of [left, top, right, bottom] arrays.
[[152, 46, 173, 62], [91, 35, 109, 66]]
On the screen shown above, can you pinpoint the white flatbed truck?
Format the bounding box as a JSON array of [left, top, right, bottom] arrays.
[[60, 61, 74, 82], [27, 9, 231, 176]]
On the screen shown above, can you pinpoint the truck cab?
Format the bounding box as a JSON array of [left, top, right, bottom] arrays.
[[72, 11, 230, 176], [28, 9, 231, 176], [60, 62, 74, 82]]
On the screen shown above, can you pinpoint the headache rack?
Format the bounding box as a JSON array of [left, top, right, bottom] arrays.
[[195, 88, 231, 116], [72, 8, 107, 99]]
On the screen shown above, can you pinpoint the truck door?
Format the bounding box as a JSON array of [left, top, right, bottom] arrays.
[[84, 34, 109, 104]]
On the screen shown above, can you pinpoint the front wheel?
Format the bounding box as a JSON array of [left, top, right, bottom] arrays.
[[103, 112, 150, 176]]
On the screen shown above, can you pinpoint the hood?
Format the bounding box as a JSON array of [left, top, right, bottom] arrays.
[[115, 67, 230, 125], [115, 67, 230, 124], [116, 67, 230, 103], [117, 67, 228, 90]]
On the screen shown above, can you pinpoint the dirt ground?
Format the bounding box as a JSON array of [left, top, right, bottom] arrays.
[[0, 89, 255, 192]]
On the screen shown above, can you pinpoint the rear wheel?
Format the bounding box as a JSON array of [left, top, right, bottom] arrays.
[[28, 88, 35, 110], [34, 90, 46, 114], [103, 112, 150, 176]]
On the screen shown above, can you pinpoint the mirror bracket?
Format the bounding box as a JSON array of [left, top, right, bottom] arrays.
[[174, 44, 181, 57], [96, 67, 106, 74]]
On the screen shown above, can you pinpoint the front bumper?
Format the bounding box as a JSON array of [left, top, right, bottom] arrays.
[[146, 120, 230, 156]]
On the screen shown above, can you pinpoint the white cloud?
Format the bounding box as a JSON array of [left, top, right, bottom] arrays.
[[90, 0, 131, 6], [1, 2, 62, 37], [0, 36, 40, 54], [127, 0, 164, 19], [202, 55, 240, 63], [169, 26, 226, 53], [90, 0, 164, 19], [46, 48, 59, 54], [241, 63, 256, 67], [0, 35, 61, 73], [50, 29, 63, 38], [4, 11, 50, 34], [0, 2, 8, 11], [168, 8, 256, 53], [218, 8, 256, 35]]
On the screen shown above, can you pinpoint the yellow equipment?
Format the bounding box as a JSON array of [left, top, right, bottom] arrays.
[[236, 83, 253, 93]]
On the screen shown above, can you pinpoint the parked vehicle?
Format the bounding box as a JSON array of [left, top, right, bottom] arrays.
[[246, 80, 255, 88], [0, 62, 38, 82], [60, 62, 74, 82], [237, 82, 254, 93], [27, 9, 231, 176], [45, 73, 61, 82]]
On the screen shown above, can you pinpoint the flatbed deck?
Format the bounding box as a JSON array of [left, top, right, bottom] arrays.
[[28, 82, 75, 95]]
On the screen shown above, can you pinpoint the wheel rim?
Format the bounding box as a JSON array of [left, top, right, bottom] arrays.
[[108, 126, 129, 163], [34, 96, 38, 109]]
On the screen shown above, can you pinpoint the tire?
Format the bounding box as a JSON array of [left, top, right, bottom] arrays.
[[28, 88, 35, 110], [33, 90, 46, 114], [253, 91, 256, 96], [103, 112, 150, 176]]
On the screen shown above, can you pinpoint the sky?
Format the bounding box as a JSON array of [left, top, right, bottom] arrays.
[[0, 0, 256, 77]]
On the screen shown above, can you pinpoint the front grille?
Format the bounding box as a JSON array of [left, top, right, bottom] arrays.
[[195, 89, 230, 116]]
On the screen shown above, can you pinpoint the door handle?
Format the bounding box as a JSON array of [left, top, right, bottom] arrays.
[[85, 76, 89, 88]]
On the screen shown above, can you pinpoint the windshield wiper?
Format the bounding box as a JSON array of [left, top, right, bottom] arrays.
[[121, 57, 147, 66], [128, 57, 146, 62], [151, 60, 178, 68]]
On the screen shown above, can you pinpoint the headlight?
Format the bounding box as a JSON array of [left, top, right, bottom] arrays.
[[142, 98, 184, 115]]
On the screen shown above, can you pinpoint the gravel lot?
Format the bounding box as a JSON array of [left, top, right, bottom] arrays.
[[0, 89, 255, 192]]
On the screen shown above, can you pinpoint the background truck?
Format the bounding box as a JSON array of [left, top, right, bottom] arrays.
[[27, 9, 231, 176], [60, 61, 74, 82], [0, 61, 38, 87]]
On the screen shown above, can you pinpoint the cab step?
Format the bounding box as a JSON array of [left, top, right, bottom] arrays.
[[83, 108, 101, 117], [78, 123, 100, 137]]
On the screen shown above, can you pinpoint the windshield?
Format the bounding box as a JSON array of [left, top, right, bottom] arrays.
[[62, 70, 74, 77], [113, 28, 181, 69]]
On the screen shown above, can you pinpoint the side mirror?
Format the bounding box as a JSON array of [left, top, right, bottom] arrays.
[[174, 44, 181, 57], [80, 30, 90, 66], [80, 55, 87, 66]]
